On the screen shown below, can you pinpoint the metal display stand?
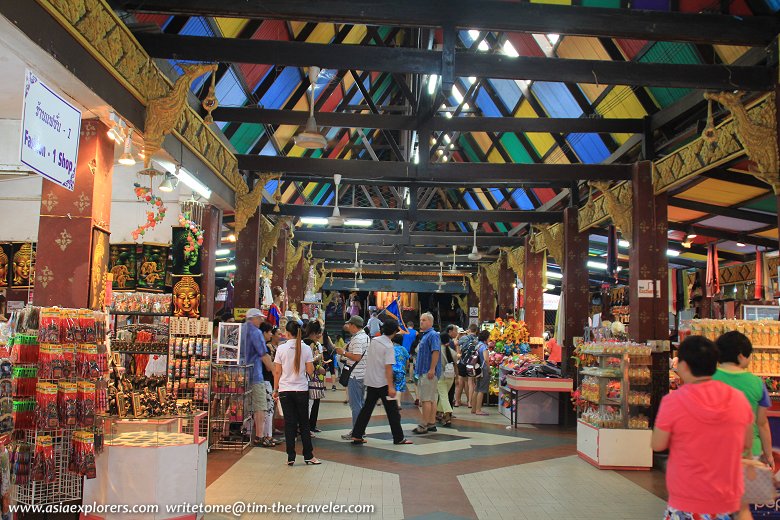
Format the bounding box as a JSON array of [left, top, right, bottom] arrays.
[[208, 364, 252, 451]]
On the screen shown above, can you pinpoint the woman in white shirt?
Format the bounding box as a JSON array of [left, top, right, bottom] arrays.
[[272, 321, 320, 465]]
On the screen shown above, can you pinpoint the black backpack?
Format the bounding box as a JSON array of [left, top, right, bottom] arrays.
[[458, 338, 482, 377]]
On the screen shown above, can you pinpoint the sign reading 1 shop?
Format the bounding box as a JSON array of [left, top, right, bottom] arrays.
[[20, 70, 82, 191]]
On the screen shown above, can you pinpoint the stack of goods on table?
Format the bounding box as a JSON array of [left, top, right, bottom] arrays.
[[488, 318, 530, 399]]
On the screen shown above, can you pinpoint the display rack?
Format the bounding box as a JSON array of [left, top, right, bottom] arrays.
[[208, 364, 252, 451], [167, 317, 212, 442], [576, 342, 652, 470]]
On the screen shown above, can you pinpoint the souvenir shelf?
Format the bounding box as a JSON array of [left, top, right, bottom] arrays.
[[576, 342, 653, 470], [208, 364, 252, 451], [167, 317, 212, 441]]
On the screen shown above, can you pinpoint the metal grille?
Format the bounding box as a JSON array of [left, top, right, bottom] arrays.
[[208, 364, 252, 451], [13, 427, 82, 506]]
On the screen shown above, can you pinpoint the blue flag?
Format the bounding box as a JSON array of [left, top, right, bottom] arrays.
[[383, 298, 408, 333]]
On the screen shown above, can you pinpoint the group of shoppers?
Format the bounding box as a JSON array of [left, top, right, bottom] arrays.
[[654, 330, 775, 519]]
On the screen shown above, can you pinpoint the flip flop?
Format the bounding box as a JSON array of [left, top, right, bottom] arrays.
[[394, 439, 413, 445], [351, 438, 366, 444], [474, 411, 489, 416]]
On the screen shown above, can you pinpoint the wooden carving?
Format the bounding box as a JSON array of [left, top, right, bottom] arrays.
[[533, 224, 564, 266], [704, 91, 779, 194], [466, 272, 481, 296], [484, 259, 501, 293], [142, 63, 217, 172], [285, 241, 311, 278], [589, 181, 633, 242], [259, 217, 283, 262], [454, 294, 469, 316], [502, 246, 525, 279]]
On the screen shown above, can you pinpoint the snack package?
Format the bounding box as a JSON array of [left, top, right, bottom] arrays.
[[35, 382, 58, 430]]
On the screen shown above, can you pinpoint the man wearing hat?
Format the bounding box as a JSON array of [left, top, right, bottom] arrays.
[[244, 308, 275, 447], [335, 316, 370, 440]]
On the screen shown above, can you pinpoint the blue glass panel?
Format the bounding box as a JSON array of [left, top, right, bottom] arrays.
[[475, 89, 501, 117], [264, 179, 278, 193], [765, 0, 780, 11], [259, 67, 300, 109], [488, 79, 522, 111], [321, 192, 335, 206], [511, 189, 534, 210], [259, 141, 278, 156], [530, 82, 582, 118], [462, 192, 479, 210], [215, 69, 248, 109], [489, 188, 505, 206], [567, 133, 610, 164]]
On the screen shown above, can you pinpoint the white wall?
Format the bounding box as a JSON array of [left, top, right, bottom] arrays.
[[0, 164, 194, 244]]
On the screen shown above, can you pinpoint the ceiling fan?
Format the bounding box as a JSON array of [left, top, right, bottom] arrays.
[[435, 262, 447, 293], [449, 245, 458, 272], [328, 173, 346, 227], [348, 242, 361, 272], [356, 260, 366, 284], [467, 222, 483, 261], [294, 66, 328, 149]]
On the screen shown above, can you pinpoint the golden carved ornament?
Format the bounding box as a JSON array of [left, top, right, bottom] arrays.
[[532, 224, 564, 267], [588, 181, 633, 242], [501, 246, 525, 279], [202, 69, 218, 124], [654, 93, 771, 194], [142, 63, 217, 171], [322, 291, 337, 309], [285, 241, 311, 279], [483, 257, 501, 293], [454, 294, 469, 316], [704, 91, 779, 194], [466, 271, 481, 296], [259, 218, 283, 262]]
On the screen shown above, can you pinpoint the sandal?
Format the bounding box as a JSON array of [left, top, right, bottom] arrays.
[[394, 439, 413, 445], [411, 425, 428, 435], [474, 411, 489, 416], [261, 438, 276, 448], [351, 437, 366, 444]]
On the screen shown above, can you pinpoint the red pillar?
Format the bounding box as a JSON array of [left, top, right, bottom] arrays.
[[270, 224, 289, 313], [478, 267, 495, 322], [523, 237, 544, 339], [562, 206, 589, 377], [199, 206, 220, 320], [33, 119, 113, 309], [629, 160, 670, 424], [233, 209, 262, 310], [497, 254, 515, 319]]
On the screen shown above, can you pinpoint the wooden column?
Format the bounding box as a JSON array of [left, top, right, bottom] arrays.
[[629, 160, 670, 424], [270, 224, 289, 312], [562, 206, 589, 377], [497, 254, 515, 319], [233, 209, 262, 310], [34, 119, 113, 309], [523, 237, 544, 338], [629, 161, 669, 342], [478, 267, 495, 322], [199, 206, 220, 320]]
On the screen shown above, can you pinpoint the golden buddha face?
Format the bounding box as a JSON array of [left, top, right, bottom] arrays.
[[12, 245, 33, 285], [173, 276, 200, 318], [0, 250, 7, 286]]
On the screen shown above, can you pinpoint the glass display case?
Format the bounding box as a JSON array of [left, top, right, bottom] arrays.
[[100, 411, 207, 447], [575, 342, 653, 470]]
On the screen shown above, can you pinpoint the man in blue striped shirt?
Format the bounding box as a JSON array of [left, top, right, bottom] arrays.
[[412, 312, 441, 435]]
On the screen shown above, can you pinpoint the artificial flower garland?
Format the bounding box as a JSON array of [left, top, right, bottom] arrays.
[[132, 183, 167, 240], [178, 211, 204, 256]]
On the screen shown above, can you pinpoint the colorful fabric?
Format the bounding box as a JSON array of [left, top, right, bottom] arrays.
[[663, 506, 735, 519], [655, 380, 753, 513], [392, 345, 409, 392], [267, 304, 281, 327]]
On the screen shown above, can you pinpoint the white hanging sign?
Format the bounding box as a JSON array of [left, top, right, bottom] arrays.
[[20, 70, 82, 190]]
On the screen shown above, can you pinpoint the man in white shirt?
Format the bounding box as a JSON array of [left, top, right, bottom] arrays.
[[367, 311, 382, 337], [335, 315, 370, 440], [348, 319, 412, 445]]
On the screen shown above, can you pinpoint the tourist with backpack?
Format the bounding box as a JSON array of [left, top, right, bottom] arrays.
[[471, 330, 491, 416], [455, 324, 478, 407], [436, 331, 458, 427]]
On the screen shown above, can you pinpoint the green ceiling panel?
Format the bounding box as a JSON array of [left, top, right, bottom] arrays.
[[743, 195, 777, 214], [458, 136, 483, 163], [499, 133, 535, 164], [639, 42, 700, 108], [581, 0, 621, 6], [229, 123, 265, 154], [311, 183, 331, 205]]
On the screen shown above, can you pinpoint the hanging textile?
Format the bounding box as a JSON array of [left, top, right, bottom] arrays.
[[262, 277, 273, 306], [606, 225, 619, 282], [541, 250, 548, 290], [705, 243, 720, 297], [755, 249, 773, 301], [669, 269, 677, 314]]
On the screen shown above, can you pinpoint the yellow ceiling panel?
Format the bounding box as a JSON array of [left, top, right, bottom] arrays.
[[580, 84, 608, 104], [545, 148, 571, 164], [273, 124, 298, 149], [667, 207, 707, 223], [306, 23, 336, 43], [215, 18, 248, 38], [342, 25, 368, 44], [514, 101, 554, 156], [754, 228, 778, 239], [471, 132, 493, 154], [676, 178, 769, 207], [290, 22, 307, 38], [487, 148, 505, 164], [557, 36, 610, 61], [474, 189, 494, 209], [680, 252, 708, 261], [281, 183, 298, 203], [597, 86, 647, 119], [713, 45, 749, 65]]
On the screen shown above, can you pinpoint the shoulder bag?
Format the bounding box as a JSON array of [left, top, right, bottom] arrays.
[[338, 348, 366, 388]]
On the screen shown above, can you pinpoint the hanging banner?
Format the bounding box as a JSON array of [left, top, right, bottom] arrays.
[[88, 228, 110, 311], [109, 244, 137, 292], [10, 243, 35, 289], [20, 70, 82, 190], [136, 243, 168, 293], [0, 243, 11, 288]]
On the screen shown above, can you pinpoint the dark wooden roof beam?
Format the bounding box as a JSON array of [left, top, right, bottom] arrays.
[[293, 229, 523, 247], [133, 33, 773, 91]]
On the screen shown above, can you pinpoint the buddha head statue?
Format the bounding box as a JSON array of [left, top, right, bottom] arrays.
[[173, 275, 200, 318], [13, 243, 34, 285], [0, 248, 7, 286]]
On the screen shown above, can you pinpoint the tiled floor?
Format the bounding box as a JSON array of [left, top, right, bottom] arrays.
[[205, 400, 667, 519]]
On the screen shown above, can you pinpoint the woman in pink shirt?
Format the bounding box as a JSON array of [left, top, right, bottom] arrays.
[[652, 336, 754, 519]]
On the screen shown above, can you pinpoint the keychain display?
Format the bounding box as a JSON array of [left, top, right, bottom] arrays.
[[57, 382, 77, 427], [35, 383, 58, 430], [10, 443, 31, 486], [76, 381, 96, 427], [30, 436, 54, 483], [69, 431, 96, 479]]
